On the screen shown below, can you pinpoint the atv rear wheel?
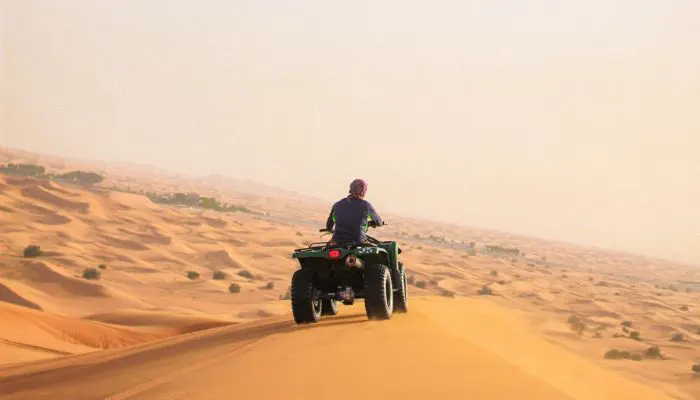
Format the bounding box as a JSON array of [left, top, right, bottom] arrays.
[[364, 264, 393, 320], [291, 269, 321, 324], [321, 298, 339, 316], [393, 265, 408, 313]]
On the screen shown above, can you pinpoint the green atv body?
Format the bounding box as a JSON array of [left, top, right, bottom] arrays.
[[289, 227, 408, 324]]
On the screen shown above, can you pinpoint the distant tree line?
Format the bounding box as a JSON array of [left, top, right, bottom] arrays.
[[0, 163, 105, 186], [484, 245, 521, 256], [145, 191, 255, 214]]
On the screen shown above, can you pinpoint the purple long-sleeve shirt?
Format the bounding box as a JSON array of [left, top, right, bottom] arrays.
[[326, 196, 383, 245]]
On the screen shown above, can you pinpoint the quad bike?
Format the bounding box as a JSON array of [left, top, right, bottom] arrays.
[[289, 222, 408, 324]]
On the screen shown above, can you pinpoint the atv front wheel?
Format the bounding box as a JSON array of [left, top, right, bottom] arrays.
[[321, 298, 339, 316], [393, 265, 408, 313], [291, 269, 322, 324], [364, 264, 393, 320]]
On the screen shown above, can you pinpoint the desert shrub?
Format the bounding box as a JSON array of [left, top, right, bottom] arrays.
[[237, 270, 254, 279], [568, 315, 585, 335], [23, 245, 43, 258], [407, 275, 415, 285], [262, 282, 274, 290], [692, 364, 700, 373], [82, 268, 101, 280], [228, 283, 241, 293], [645, 345, 662, 359], [478, 285, 493, 295], [680, 305, 689, 311], [440, 289, 456, 298], [671, 333, 685, 342], [490, 270, 498, 276], [604, 349, 641, 361], [0, 163, 46, 176], [415, 280, 427, 289], [186, 271, 200, 280], [97, 264, 107, 270], [279, 287, 291, 300], [621, 320, 632, 328], [212, 270, 227, 280], [630, 331, 641, 341]]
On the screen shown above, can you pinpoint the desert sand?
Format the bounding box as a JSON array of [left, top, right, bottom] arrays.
[[0, 147, 699, 399]]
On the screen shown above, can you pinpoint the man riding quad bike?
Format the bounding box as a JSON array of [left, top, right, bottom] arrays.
[[289, 179, 408, 323]]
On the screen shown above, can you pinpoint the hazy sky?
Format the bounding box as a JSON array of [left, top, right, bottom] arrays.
[[1, 1, 699, 263]]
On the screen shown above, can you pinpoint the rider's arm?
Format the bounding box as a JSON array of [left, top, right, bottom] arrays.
[[325, 204, 335, 231], [367, 201, 383, 226]]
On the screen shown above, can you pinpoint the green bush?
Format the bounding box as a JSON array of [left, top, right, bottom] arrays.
[[478, 285, 493, 295], [692, 364, 700, 373], [621, 320, 632, 328], [604, 349, 641, 361], [97, 264, 107, 270], [186, 271, 200, 280], [490, 270, 498, 276], [415, 280, 427, 289], [237, 270, 254, 279], [23, 245, 43, 258], [229, 283, 241, 293], [212, 270, 227, 280], [568, 315, 585, 335], [645, 345, 662, 359], [82, 268, 101, 280], [671, 333, 685, 342]]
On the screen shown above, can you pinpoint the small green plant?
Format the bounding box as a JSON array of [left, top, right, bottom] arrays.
[[478, 285, 493, 296], [279, 287, 291, 300], [415, 281, 427, 289], [692, 364, 700, 373], [23, 245, 43, 258], [82, 268, 101, 280], [97, 264, 107, 270], [228, 283, 241, 293], [490, 270, 498, 276], [645, 345, 662, 359], [604, 349, 641, 361], [630, 331, 641, 341], [237, 270, 254, 279], [186, 271, 200, 280], [212, 270, 227, 280], [671, 333, 685, 342], [568, 315, 585, 335], [621, 320, 632, 328], [440, 289, 456, 298], [262, 281, 274, 290]]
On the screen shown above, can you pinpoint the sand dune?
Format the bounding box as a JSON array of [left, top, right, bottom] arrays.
[[0, 302, 167, 365], [0, 153, 699, 399], [0, 298, 676, 400]]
